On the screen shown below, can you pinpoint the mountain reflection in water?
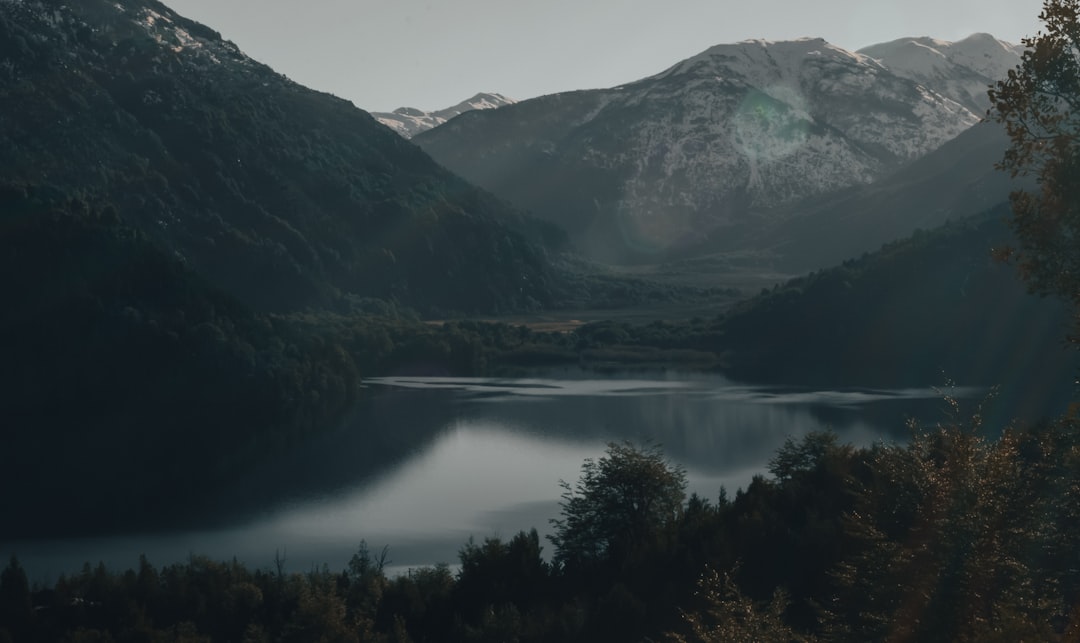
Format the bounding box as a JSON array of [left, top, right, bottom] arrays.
[[6, 372, 999, 581]]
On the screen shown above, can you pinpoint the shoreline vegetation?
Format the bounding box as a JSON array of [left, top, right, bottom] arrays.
[[4, 418, 1080, 642]]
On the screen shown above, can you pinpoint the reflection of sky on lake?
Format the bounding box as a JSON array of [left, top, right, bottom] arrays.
[[7, 374, 984, 582]]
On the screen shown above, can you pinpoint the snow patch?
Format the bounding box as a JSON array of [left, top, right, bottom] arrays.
[[858, 33, 1023, 111], [374, 92, 517, 138]]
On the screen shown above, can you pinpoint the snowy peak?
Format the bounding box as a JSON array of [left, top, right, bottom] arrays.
[[943, 33, 1025, 80], [374, 92, 515, 138], [414, 36, 981, 263], [650, 37, 885, 86], [858, 33, 1024, 111], [439, 92, 517, 116]]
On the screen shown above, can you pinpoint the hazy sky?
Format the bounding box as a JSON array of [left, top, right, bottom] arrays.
[[164, 0, 1044, 113]]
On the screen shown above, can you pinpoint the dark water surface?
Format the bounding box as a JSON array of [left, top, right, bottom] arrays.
[[6, 372, 992, 580]]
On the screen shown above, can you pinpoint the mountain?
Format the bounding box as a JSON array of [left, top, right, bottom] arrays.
[[414, 38, 979, 264], [373, 92, 516, 138], [0, 0, 559, 315], [858, 33, 1024, 113], [742, 120, 1026, 271]]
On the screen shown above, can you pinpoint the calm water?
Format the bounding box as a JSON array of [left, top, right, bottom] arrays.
[[7, 372, 986, 581]]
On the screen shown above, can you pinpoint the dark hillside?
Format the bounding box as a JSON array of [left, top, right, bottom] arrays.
[[0, 0, 562, 314], [0, 184, 365, 537], [715, 207, 1076, 417]]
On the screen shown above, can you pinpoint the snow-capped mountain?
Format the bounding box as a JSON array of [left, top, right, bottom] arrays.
[[373, 92, 516, 138], [414, 38, 979, 263], [858, 33, 1024, 113]]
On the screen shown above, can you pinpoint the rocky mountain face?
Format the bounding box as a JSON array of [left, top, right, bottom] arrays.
[[414, 38, 980, 264], [0, 0, 559, 314], [746, 120, 1026, 272], [858, 33, 1024, 113], [373, 92, 516, 138]]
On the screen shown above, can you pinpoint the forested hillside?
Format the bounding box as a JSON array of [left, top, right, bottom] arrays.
[[716, 207, 1076, 396], [0, 0, 563, 315]]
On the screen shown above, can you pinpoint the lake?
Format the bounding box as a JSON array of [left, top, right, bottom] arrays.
[[4, 372, 989, 581]]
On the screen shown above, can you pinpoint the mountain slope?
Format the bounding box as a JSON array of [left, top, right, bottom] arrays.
[[0, 0, 558, 314], [373, 92, 516, 138], [0, 184, 364, 536], [414, 38, 978, 264], [745, 120, 1026, 271], [713, 207, 1076, 419], [858, 33, 1024, 113]]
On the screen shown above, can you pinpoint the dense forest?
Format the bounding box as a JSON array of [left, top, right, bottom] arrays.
[[4, 417, 1080, 642], [0, 0, 569, 315]]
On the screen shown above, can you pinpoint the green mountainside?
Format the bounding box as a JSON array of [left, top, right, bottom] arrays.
[[0, 0, 563, 315]]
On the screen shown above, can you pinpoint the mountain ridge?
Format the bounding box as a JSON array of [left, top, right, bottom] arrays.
[[413, 35, 985, 264], [373, 92, 516, 138], [858, 33, 1024, 112]]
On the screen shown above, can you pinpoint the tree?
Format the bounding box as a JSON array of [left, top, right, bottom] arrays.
[[989, 0, 1080, 328], [549, 442, 687, 569], [0, 556, 31, 637], [666, 567, 815, 643], [456, 529, 550, 615]]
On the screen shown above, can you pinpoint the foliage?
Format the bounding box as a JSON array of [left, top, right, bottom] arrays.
[[823, 414, 1072, 642], [7, 419, 1080, 641], [550, 442, 687, 569], [990, 0, 1080, 330], [667, 567, 815, 643], [708, 211, 1077, 402]]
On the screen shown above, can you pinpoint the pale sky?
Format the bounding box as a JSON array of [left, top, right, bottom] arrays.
[[163, 0, 1044, 113]]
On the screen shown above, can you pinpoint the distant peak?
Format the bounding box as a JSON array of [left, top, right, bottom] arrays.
[[465, 92, 513, 102], [858, 33, 1018, 55], [374, 92, 515, 138], [457, 92, 517, 109], [856, 33, 1023, 111], [958, 32, 998, 43]]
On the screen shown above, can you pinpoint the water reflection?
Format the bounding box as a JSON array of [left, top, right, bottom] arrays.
[[5, 373, 989, 581]]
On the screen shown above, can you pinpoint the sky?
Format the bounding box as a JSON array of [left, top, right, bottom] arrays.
[[163, 0, 1045, 113]]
